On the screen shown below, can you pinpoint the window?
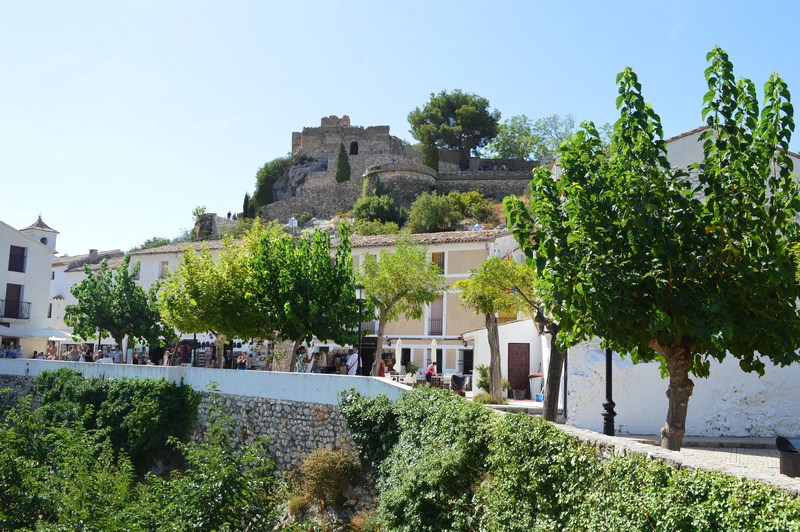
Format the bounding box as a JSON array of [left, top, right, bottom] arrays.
[[349, 141, 359, 155], [40, 237, 48, 245], [3, 283, 26, 319], [51, 271, 55, 280], [8, 246, 26, 273], [431, 252, 444, 272], [47, 303, 52, 319], [461, 349, 474, 374], [159, 261, 169, 279], [401, 348, 411, 367], [428, 296, 444, 335]]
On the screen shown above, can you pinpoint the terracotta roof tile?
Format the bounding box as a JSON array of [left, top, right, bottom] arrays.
[[21, 215, 59, 233], [347, 229, 511, 249]]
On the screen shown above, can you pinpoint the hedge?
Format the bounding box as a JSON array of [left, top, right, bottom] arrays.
[[340, 387, 800, 531]]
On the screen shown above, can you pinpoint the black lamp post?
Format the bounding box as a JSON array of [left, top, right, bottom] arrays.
[[355, 283, 365, 374], [602, 347, 616, 436]]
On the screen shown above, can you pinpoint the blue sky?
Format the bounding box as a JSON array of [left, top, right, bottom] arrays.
[[2, 0, 799, 256]]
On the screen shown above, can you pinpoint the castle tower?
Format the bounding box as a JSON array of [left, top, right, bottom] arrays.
[[19, 216, 59, 253]]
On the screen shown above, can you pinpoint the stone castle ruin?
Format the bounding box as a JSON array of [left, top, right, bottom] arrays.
[[262, 115, 537, 223]]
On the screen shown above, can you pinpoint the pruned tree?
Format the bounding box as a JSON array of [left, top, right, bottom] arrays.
[[66, 254, 171, 354], [505, 47, 800, 450], [454, 257, 538, 402], [358, 239, 445, 376], [409, 89, 501, 170], [159, 220, 275, 368], [251, 222, 359, 371]]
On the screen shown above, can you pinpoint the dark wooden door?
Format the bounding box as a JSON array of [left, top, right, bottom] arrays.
[[507, 343, 530, 397]]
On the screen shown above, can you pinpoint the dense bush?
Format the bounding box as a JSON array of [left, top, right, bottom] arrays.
[[339, 390, 399, 470], [406, 191, 462, 233], [341, 387, 800, 531], [455, 190, 498, 223], [351, 194, 405, 225], [35, 368, 199, 474], [0, 380, 277, 530], [351, 219, 401, 236]]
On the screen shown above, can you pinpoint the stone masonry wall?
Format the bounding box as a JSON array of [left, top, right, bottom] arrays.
[[0, 375, 35, 411], [194, 394, 355, 472]]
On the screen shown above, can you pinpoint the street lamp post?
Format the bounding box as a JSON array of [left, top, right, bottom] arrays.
[[355, 283, 365, 375], [602, 347, 616, 436]]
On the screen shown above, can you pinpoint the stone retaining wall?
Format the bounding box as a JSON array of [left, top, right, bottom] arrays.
[[195, 393, 354, 472]]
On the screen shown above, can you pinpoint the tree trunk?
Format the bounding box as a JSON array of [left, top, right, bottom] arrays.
[[215, 335, 226, 369], [652, 339, 695, 451], [486, 314, 503, 403], [542, 324, 564, 422], [371, 310, 388, 376], [289, 338, 302, 372]]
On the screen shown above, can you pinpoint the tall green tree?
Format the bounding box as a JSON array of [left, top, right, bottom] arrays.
[[358, 239, 445, 376], [505, 47, 800, 450], [485, 114, 576, 163], [251, 222, 359, 372], [335, 143, 351, 183], [409, 89, 501, 170], [455, 258, 538, 402], [159, 220, 275, 368], [65, 255, 170, 352]]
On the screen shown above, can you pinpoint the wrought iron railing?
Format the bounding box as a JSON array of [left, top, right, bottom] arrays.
[[428, 317, 443, 336]]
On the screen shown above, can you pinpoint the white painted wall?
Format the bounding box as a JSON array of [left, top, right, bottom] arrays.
[[0, 359, 408, 405], [464, 318, 549, 395], [567, 338, 800, 437]]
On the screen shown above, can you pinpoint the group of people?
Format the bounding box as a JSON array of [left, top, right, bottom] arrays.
[[0, 342, 23, 358], [294, 347, 387, 376]]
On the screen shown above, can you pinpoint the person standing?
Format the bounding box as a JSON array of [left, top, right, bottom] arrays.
[[309, 352, 322, 373], [296, 347, 311, 373], [346, 349, 359, 376], [425, 360, 437, 387]]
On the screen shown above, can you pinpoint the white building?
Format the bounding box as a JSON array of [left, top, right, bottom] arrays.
[[0, 217, 58, 354]]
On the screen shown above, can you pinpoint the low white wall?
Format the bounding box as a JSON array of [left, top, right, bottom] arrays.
[[567, 339, 800, 437], [0, 359, 408, 405]]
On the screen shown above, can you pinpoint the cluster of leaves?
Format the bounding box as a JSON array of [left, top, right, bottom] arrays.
[[505, 47, 800, 449], [406, 191, 462, 233], [35, 368, 199, 474], [65, 254, 174, 349], [0, 377, 277, 530], [448, 190, 498, 224], [341, 388, 800, 531], [251, 155, 292, 210], [484, 113, 577, 163], [350, 219, 401, 236], [352, 194, 405, 226]]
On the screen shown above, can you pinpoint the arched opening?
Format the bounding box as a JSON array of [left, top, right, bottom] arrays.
[[40, 237, 48, 245], [349, 141, 359, 155]]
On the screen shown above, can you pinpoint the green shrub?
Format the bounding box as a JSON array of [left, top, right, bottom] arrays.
[[35, 369, 200, 474], [475, 364, 510, 393], [459, 190, 498, 223], [352, 219, 400, 236], [300, 448, 361, 507], [352, 194, 404, 225], [374, 388, 492, 531], [407, 191, 461, 233], [339, 390, 399, 470], [288, 493, 310, 518], [472, 392, 501, 404]]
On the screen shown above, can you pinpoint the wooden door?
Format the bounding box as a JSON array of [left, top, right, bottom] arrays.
[[507, 343, 530, 397]]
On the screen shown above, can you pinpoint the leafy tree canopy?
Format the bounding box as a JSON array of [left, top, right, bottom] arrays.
[[251, 222, 359, 371], [505, 47, 800, 450], [484, 114, 576, 163], [408, 89, 501, 170], [65, 254, 170, 348], [252, 155, 292, 209], [358, 239, 445, 375], [407, 191, 462, 233]]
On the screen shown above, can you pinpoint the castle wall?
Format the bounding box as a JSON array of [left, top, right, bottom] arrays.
[[293, 124, 405, 159]]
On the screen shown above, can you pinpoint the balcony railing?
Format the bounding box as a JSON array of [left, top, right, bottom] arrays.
[[1, 300, 31, 320], [428, 317, 443, 336]]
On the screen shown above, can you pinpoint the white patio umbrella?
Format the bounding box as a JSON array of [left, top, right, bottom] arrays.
[[28, 327, 73, 339], [430, 338, 437, 367]]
